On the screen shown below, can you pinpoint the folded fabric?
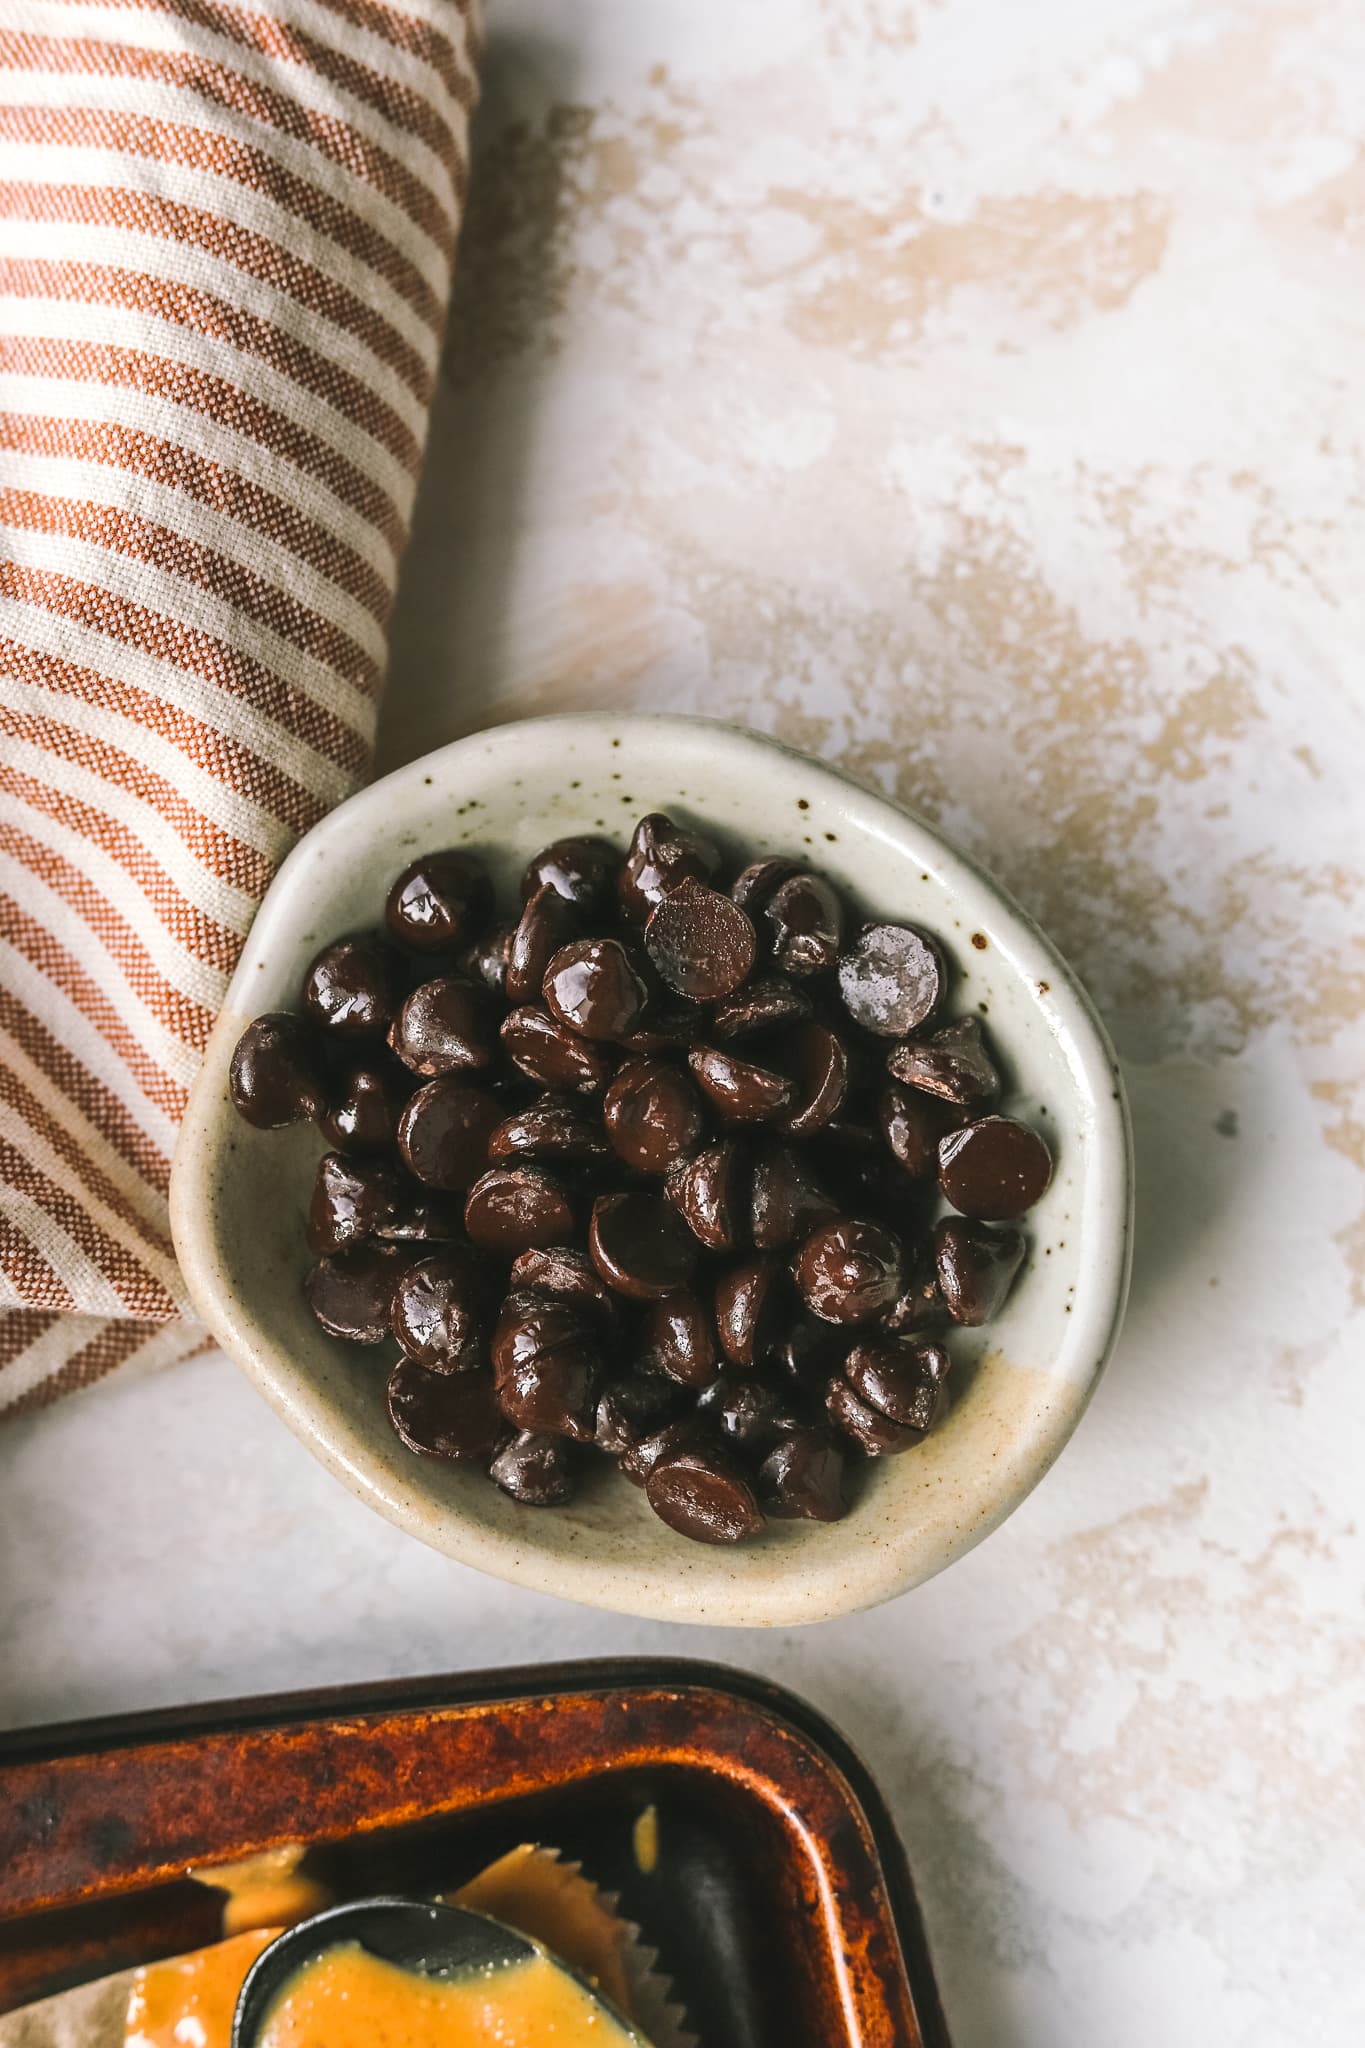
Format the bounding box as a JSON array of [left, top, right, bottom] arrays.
[[0, 0, 480, 1414]]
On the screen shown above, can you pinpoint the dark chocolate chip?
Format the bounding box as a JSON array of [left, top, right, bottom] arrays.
[[500, 1006, 614, 1093], [492, 1289, 596, 1379], [388, 976, 497, 1075], [229, 1012, 327, 1128], [396, 1077, 501, 1190], [731, 856, 802, 914], [506, 883, 579, 1005], [935, 1215, 1026, 1323], [390, 1249, 483, 1371], [302, 934, 406, 1040], [320, 1057, 408, 1152], [385, 849, 491, 952], [645, 1447, 764, 1544], [589, 1191, 699, 1300], [644, 879, 757, 1000], [508, 1248, 622, 1336], [618, 812, 722, 924], [375, 1194, 459, 1244], [824, 1377, 919, 1455], [775, 1310, 852, 1393], [695, 1373, 795, 1455], [938, 1115, 1053, 1219], [307, 1150, 403, 1256], [764, 871, 842, 977], [749, 1142, 838, 1250], [459, 921, 515, 997], [496, 1343, 602, 1443], [887, 1015, 1000, 1108], [776, 1020, 848, 1136], [594, 1374, 685, 1456], [489, 1431, 578, 1504], [881, 1254, 949, 1334], [715, 1255, 786, 1369], [488, 1096, 611, 1164], [688, 1045, 792, 1124], [879, 1080, 960, 1178], [305, 1240, 414, 1343], [620, 1418, 714, 1488], [638, 1288, 719, 1387], [604, 1057, 706, 1174], [543, 937, 648, 1041], [386, 1360, 501, 1460], [618, 1000, 706, 1055], [464, 1165, 574, 1254], [664, 1139, 747, 1253], [837, 922, 945, 1037], [521, 834, 620, 911], [844, 1334, 950, 1431], [711, 974, 813, 1041], [759, 1429, 848, 1520], [793, 1216, 905, 1324]]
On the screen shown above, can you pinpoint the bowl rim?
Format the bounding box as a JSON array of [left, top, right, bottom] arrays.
[[171, 712, 1134, 1625]]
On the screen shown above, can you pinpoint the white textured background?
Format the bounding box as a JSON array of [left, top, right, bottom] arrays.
[[3, 4, 1363, 2044]]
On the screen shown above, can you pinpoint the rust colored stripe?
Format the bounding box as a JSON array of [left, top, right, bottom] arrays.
[[0, 988, 172, 1190], [0, 1212, 77, 1315], [0, 1063, 176, 1265], [1, 1320, 185, 1418], [0, 1132, 173, 1313], [305, 0, 474, 94], [0, 1310, 60, 1370]]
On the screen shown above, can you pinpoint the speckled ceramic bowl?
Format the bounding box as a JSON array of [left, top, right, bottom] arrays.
[[171, 715, 1132, 1626]]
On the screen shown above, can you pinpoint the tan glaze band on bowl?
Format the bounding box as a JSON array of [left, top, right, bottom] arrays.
[[171, 715, 1133, 1626]]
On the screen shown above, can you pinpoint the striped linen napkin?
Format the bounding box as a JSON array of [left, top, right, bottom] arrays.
[[0, 0, 480, 1415]]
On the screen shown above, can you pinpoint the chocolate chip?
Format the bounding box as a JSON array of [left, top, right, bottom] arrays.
[[638, 1288, 719, 1387], [775, 1310, 851, 1393], [506, 883, 579, 1005], [388, 976, 497, 1075], [305, 1241, 414, 1343], [497, 1341, 603, 1442], [935, 1216, 1026, 1323], [665, 1139, 747, 1252], [759, 1429, 847, 1521], [749, 1142, 837, 1250], [491, 1289, 596, 1379], [824, 1378, 919, 1456], [594, 1374, 685, 1455], [521, 834, 620, 911], [764, 871, 842, 977], [645, 1448, 764, 1544], [307, 1151, 403, 1256], [887, 1015, 1000, 1108], [881, 1253, 949, 1334], [508, 1247, 622, 1334], [385, 849, 491, 952], [844, 1334, 950, 1431], [386, 1360, 501, 1459], [731, 857, 801, 914], [464, 1165, 575, 1254], [390, 1249, 483, 1371], [303, 935, 406, 1040], [396, 1077, 501, 1190], [938, 1114, 1052, 1219], [229, 1012, 327, 1128], [715, 1255, 786, 1368], [500, 1006, 614, 1093], [618, 1000, 705, 1055], [618, 812, 721, 924], [543, 937, 648, 1040], [688, 1045, 793, 1123], [837, 922, 945, 1037], [460, 921, 515, 997], [488, 1096, 611, 1164], [604, 1057, 705, 1174], [589, 1191, 698, 1299], [644, 880, 757, 1000], [879, 1080, 959, 1178], [776, 1020, 848, 1136], [374, 1195, 459, 1244], [620, 1418, 713, 1487], [490, 1431, 578, 1504], [320, 1057, 408, 1152], [793, 1216, 905, 1324], [711, 974, 813, 1042], [695, 1373, 795, 1454], [815, 1118, 908, 1212]]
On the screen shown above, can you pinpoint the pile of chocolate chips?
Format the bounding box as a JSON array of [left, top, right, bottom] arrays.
[[228, 814, 1052, 1545]]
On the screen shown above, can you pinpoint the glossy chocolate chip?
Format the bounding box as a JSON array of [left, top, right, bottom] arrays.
[[715, 1255, 786, 1369], [385, 849, 491, 952], [711, 974, 813, 1042], [837, 922, 945, 1037], [388, 976, 497, 1075], [508, 1247, 622, 1335], [305, 1241, 414, 1343], [879, 1080, 959, 1179], [589, 1191, 698, 1300], [638, 1288, 719, 1387], [844, 1333, 950, 1431], [497, 1344, 602, 1443], [307, 1151, 403, 1256], [594, 1374, 685, 1456], [688, 1045, 792, 1124], [303, 934, 406, 1040], [776, 1020, 848, 1137], [390, 1249, 483, 1371], [749, 1142, 837, 1251], [489, 1096, 611, 1164], [489, 1431, 577, 1504], [460, 921, 515, 997], [775, 1310, 851, 1393], [500, 1006, 614, 1093], [506, 883, 579, 1005], [464, 1165, 574, 1254], [229, 1013, 326, 1128], [542, 937, 648, 1041], [645, 1448, 764, 1545], [793, 1216, 905, 1324], [603, 1057, 705, 1174], [887, 1015, 1000, 1108], [386, 1360, 501, 1460], [665, 1139, 747, 1253], [396, 1077, 501, 1190], [521, 834, 620, 911], [764, 871, 842, 977], [935, 1215, 1026, 1323], [824, 1377, 919, 1456], [375, 1194, 459, 1243], [620, 1418, 713, 1488], [320, 1058, 408, 1152], [881, 1254, 949, 1334], [618, 1000, 705, 1055], [618, 812, 722, 924], [731, 857, 801, 914], [938, 1114, 1052, 1219], [644, 880, 757, 1000], [759, 1429, 848, 1521], [695, 1373, 795, 1455], [492, 1289, 596, 1380]]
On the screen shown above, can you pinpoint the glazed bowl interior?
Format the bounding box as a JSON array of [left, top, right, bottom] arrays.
[[171, 714, 1132, 1626]]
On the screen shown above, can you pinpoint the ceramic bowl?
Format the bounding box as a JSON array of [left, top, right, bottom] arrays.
[[170, 714, 1132, 1626]]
